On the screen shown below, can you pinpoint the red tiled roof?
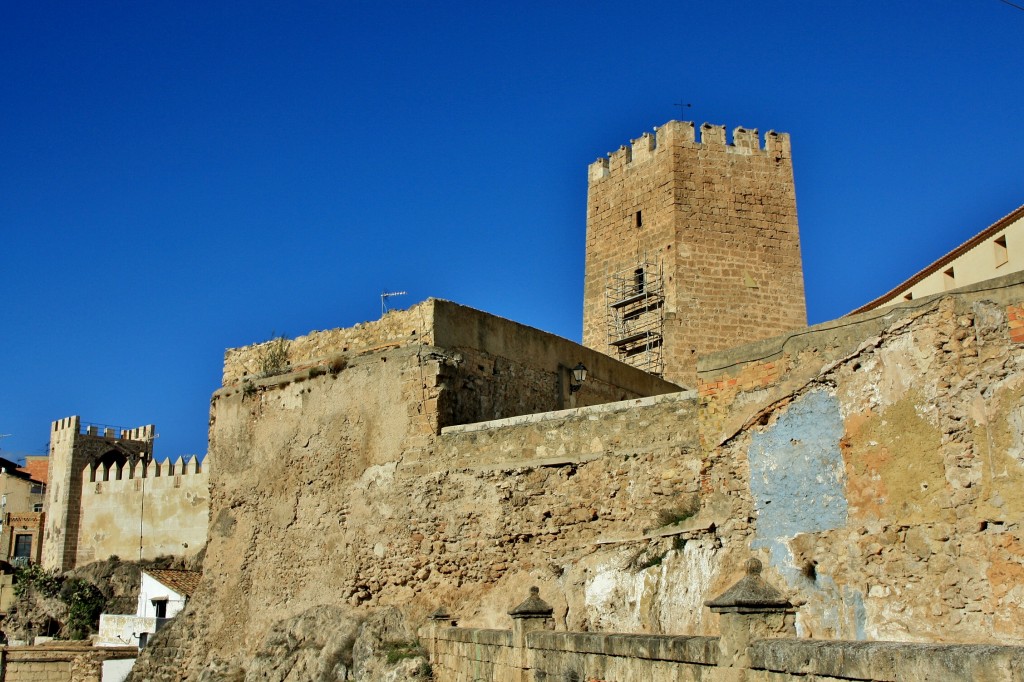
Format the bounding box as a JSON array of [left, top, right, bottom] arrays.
[[850, 203, 1024, 315], [145, 569, 202, 597]]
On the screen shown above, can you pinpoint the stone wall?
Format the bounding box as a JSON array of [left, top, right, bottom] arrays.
[[694, 270, 1024, 643], [134, 308, 698, 677], [43, 419, 154, 571], [428, 627, 515, 681], [1, 644, 136, 682], [222, 302, 435, 384], [427, 625, 1024, 682], [76, 457, 208, 565], [133, 278, 1024, 678], [425, 574, 1024, 682], [583, 120, 807, 386], [224, 298, 680, 411]]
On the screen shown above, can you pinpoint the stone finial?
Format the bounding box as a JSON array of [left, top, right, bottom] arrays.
[[705, 558, 792, 613], [509, 586, 553, 619]]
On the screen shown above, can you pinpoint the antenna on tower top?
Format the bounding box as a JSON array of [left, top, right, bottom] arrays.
[[674, 101, 692, 119], [381, 290, 408, 316]]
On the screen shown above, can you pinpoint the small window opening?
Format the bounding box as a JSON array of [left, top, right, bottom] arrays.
[[13, 534, 32, 559], [635, 210, 643, 228], [903, 292, 913, 301], [633, 268, 645, 294], [944, 267, 956, 290], [33, 503, 43, 513], [995, 235, 1008, 267], [152, 599, 168, 619]]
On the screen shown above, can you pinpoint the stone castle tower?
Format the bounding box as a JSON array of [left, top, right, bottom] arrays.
[[582, 120, 807, 387], [43, 416, 154, 571]]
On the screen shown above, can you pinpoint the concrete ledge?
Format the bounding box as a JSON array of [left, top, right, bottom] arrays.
[[441, 390, 696, 435], [3, 643, 139, 667], [436, 627, 513, 647], [750, 638, 1024, 681], [527, 631, 720, 666]]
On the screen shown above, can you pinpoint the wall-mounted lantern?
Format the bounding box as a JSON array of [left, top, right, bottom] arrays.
[[569, 363, 588, 393]]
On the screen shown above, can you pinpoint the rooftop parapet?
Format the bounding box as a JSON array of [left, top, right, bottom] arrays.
[[588, 120, 791, 182], [84, 454, 204, 484], [51, 416, 155, 443]]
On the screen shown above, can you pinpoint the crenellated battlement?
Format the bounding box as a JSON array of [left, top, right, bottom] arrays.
[[583, 118, 805, 386], [588, 120, 792, 182], [83, 454, 203, 484], [51, 416, 155, 443], [76, 451, 208, 566], [52, 416, 80, 433]]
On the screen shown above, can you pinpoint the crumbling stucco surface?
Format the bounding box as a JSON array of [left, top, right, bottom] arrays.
[[130, 302, 693, 680], [132, 275, 1024, 679], [699, 272, 1024, 643]]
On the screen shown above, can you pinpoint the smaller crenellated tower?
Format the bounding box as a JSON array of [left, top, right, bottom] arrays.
[[43, 416, 154, 571], [583, 121, 807, 387]]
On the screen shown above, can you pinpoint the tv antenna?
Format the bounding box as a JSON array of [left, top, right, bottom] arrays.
[[381, 290, 408, 315], [674, 101, 692, 119]]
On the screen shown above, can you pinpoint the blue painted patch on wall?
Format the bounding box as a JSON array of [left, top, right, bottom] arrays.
[[748, 389, 848, 578]]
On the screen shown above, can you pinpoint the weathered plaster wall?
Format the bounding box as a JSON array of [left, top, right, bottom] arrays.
[[75, 458, 207, 565], [134, 277, 1024, 680], [696, 271, 1024, 643], [223, 298, 679, 413], [133, 332, 702, 679]]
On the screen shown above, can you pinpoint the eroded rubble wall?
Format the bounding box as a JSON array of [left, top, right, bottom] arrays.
[[130, 300, 689, 680], [133, 278, 1024, 679], [696, 271, 1024, 643]]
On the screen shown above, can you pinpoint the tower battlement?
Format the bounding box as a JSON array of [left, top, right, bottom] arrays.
[[44, 415, 158, 571], [83, 454, 203, 485], [588, 121, 792, 183], [51, 416, 155, 443], [582, 119, 807, 386]]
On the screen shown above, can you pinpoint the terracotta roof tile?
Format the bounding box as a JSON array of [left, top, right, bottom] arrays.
[[145, 569, 202, 597]]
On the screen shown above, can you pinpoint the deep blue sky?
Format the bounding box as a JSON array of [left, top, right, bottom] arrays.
[[2, 2, 1022, 461]]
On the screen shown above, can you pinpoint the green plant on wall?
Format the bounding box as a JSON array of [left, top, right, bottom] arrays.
[[258, 333, 291, 378], [60, 578, 105, 639], [13, 563, 62, 599], [242, 381, 257, 399], [12, 565, 107, 639]]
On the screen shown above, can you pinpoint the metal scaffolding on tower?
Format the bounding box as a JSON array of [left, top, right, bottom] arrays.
[[605, 255, 665, 376]]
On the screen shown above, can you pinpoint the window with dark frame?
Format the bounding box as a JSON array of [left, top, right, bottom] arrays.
[[13, 534, 32, 559]]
